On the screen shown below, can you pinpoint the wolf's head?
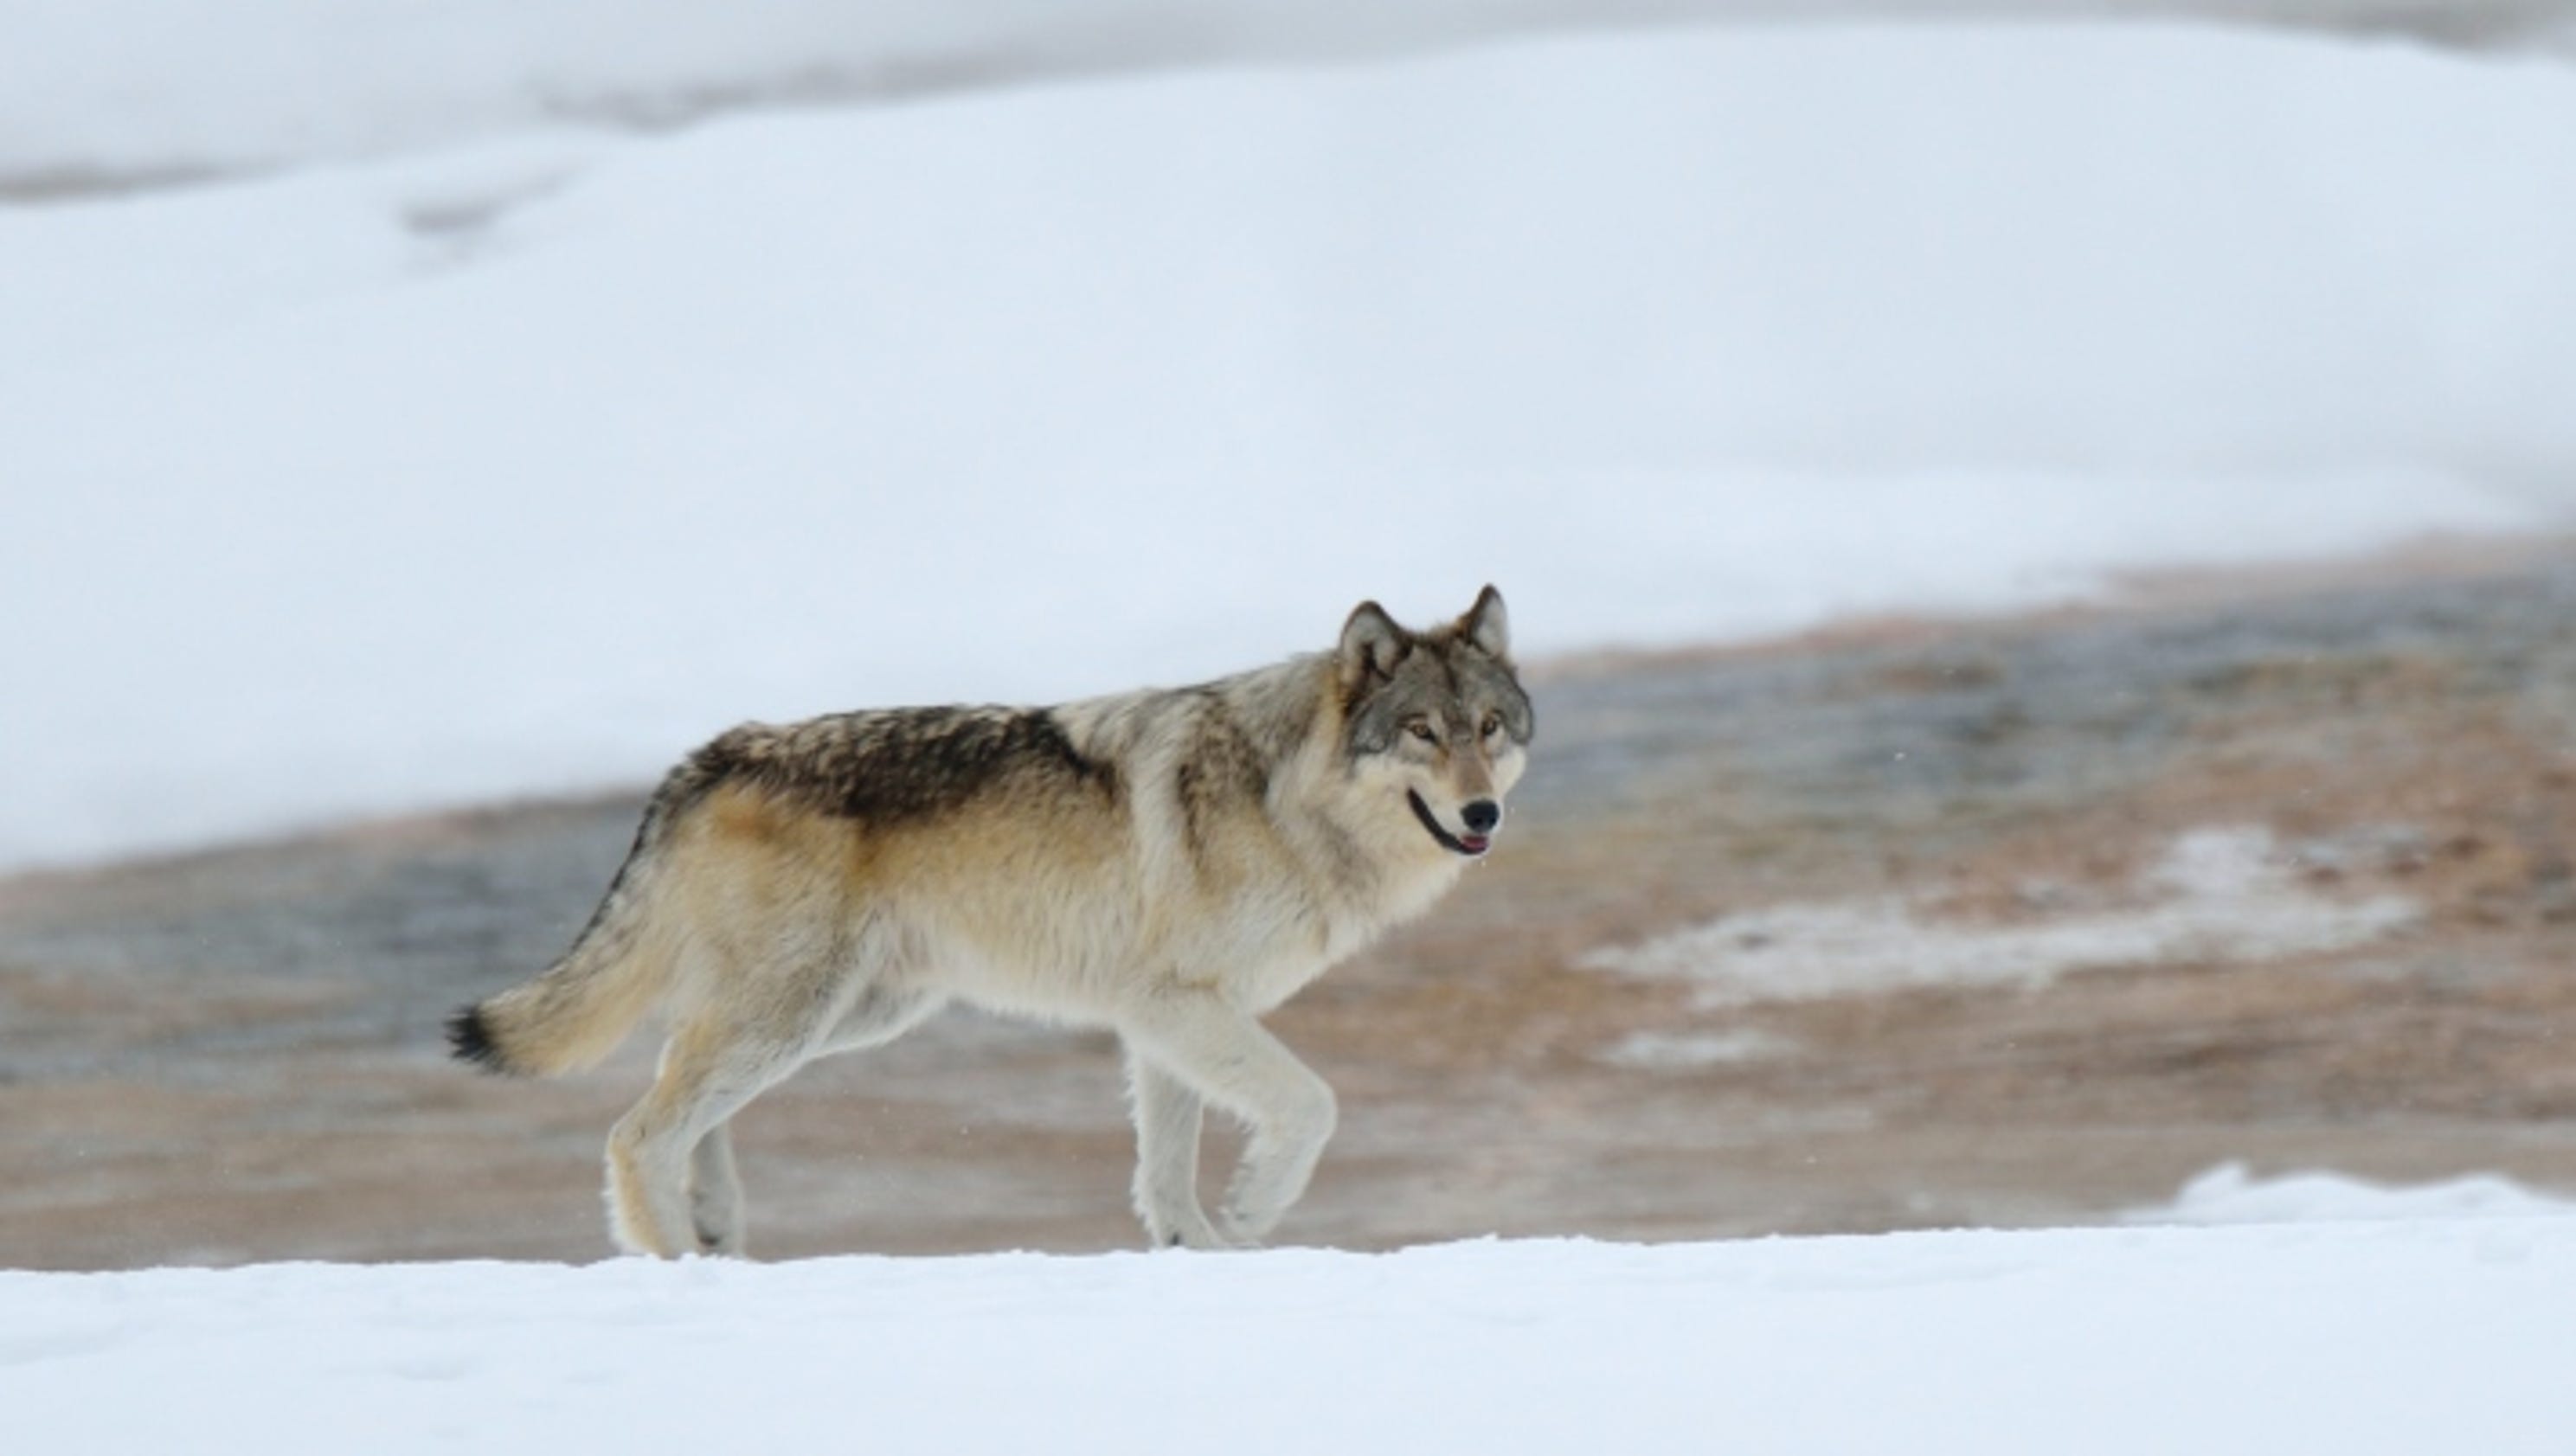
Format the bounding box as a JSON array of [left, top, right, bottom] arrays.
[[1335, 585, 1533, 859]]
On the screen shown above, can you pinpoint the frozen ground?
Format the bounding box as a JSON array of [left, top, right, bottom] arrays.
[[1583, 826, 2421, 1002], [6, 21, 2573, 871], [8, 1208, 2576, 1456]]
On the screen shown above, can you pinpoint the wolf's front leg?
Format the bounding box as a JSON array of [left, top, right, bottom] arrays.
[[1123, 1047, 1242, 1250], [1120, 992, 1337, 1246]]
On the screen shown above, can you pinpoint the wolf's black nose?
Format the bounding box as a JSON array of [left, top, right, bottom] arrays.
[[1461, 799, 1501, 835]]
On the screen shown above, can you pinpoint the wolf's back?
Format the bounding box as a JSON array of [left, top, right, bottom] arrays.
[[446, 756, 721, 1076]]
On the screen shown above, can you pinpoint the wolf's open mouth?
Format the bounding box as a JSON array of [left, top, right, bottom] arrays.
[[1407, 791, 1490, 856]]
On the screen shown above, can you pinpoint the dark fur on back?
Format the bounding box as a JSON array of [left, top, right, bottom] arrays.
[[681, 706, 1123, 828]]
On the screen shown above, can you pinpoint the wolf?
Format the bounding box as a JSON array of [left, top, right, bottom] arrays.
[[448, 587, 1531, 1257]]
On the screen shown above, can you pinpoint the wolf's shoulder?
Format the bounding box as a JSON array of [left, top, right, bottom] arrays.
[[1054, 654, 1327, 760]]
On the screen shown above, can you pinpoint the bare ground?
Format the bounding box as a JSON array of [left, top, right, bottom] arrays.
[[6, 539, 2576, 1268]]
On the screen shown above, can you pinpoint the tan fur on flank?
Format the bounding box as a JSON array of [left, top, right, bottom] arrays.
[[449, 588, 1532, 1256]]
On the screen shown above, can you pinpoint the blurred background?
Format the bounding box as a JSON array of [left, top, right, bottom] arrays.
[[3, 0, 2573, 1267]]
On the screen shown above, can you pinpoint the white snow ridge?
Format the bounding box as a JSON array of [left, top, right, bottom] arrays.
[[2133, 1163, 2576, 1226]]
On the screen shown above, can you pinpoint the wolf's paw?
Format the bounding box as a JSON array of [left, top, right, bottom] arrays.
[[1153, 1213, 1252, 1251], [1216, 1200, 1291, 1249], [689, 1187, 744, 1256]]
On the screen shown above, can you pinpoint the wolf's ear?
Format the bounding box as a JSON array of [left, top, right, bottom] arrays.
[[1339, 600, 1408, 691], [1461, 585, 1510, 661]]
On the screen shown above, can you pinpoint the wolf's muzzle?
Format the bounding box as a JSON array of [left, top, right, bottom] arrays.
[[1408, 791, 1493, 857]]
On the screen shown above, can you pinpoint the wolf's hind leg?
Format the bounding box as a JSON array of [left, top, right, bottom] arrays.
[[605, 965, 863, 1257], [649, 983, 936, 1258], [688, 1124, 746, 1255], [607, 1024, 806, 1258], [1119, 992, 1336, 1247], [817, 982, 943, 1056], [1123, 1048, 1238, 1250]]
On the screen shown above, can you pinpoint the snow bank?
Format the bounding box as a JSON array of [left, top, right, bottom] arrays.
[[4, 24, 2570, 870], [2133, 1163, 2576, 1225], [6, 1228, 2573, 1455]]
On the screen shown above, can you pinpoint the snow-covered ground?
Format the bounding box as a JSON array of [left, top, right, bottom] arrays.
[[7, 0, 2573, 189], [7, 22, 2573, 872], [10, 14, 2576, 1440], [9, 1196, 2575, 1456]]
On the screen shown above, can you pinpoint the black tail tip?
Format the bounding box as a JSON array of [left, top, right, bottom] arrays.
[[446, 1004, 512, 1074]]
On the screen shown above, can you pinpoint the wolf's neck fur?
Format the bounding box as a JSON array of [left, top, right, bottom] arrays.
[[1061, 651, 1462, 931], [1210, 653, 1468, 923]]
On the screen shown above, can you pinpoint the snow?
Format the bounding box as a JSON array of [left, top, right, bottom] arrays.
[[2133, 1162, 2576, 1225], [6, 1224, 2573, 1455], [1581, 827, 2419, 1001], [6, 23, 2572, 873], [1602, 1026, 1801, 1068], [16, 0, 2568, 190], [11, 18, 2576, 1435]]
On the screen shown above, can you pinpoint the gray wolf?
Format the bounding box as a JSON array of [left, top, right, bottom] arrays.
[[448, 587, 1532, 1256]]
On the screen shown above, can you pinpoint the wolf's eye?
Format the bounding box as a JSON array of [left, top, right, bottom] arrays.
[[1405, 721, 1438, 744], [1481, 713, 1503, 739]]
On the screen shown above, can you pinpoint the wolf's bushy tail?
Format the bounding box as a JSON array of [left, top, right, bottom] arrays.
[[447, 758, 721, 1077]]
